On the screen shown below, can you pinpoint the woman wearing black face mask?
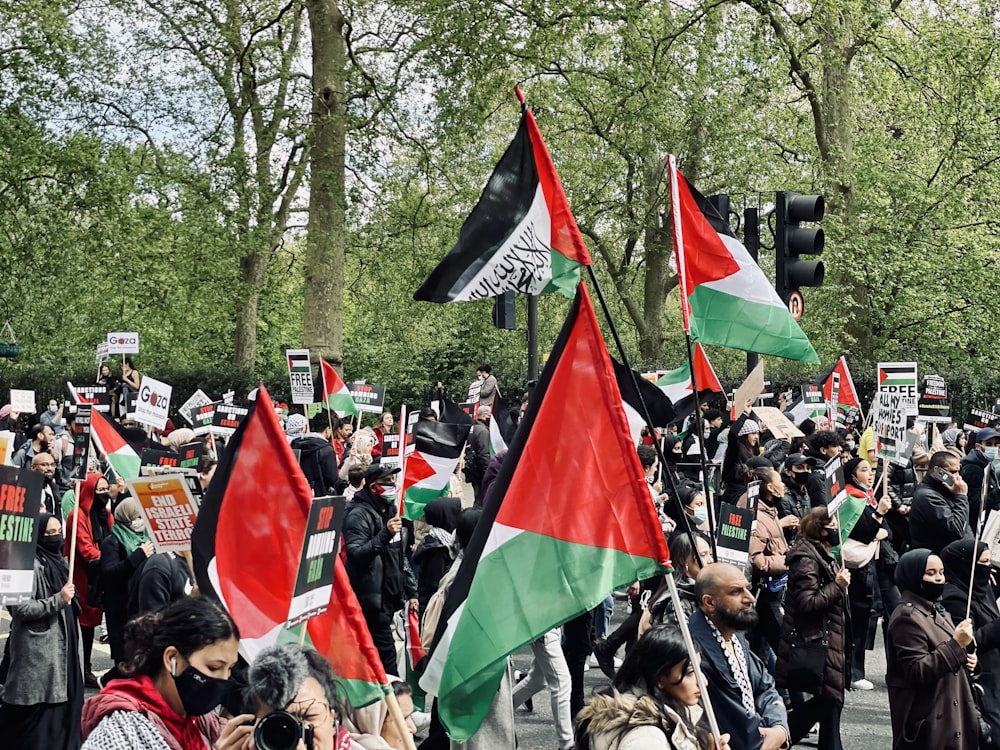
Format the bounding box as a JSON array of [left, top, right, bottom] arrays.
[[940, 540, 1000, 744], [776, 507, 851, 750], [80, 595, 240, 750], [886, 548, 978, 749], [63, 472, 114, 688], [0, 513, 82, 749]]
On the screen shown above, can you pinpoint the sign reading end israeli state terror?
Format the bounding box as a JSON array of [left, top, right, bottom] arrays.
[[127, 475, 199, 554], [134, 376, 172, 430]]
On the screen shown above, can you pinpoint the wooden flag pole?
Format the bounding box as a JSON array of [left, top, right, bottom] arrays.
[[385, 689, 418, 750], [967, 478, 990, 621], [67, 480, 82, 581], [666, 574, 723, 744]]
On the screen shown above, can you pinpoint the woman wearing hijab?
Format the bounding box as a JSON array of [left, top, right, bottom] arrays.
[[412, 496, 462, 616], [941, 539, 1000, 743], [99, 497, 154, 685], [886, 548, 978, 749], [0, 512, 83, 749], [64, 472, 114, 688]]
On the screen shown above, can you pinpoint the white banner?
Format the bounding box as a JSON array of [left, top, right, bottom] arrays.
[[107, 332, 140, 354], [134, 376, 172, 430], [9, 389, 35, 414]]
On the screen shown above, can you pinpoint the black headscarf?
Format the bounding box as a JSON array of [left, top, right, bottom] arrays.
[[424, 497, 462, 532], [35, 511, 69, 596], [895, 548, 933, 595], [942, 539, 1000, 621]]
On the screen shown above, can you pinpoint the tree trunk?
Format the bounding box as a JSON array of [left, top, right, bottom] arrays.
[[234, 250, 270, 370], [303, 0, 347, 367]]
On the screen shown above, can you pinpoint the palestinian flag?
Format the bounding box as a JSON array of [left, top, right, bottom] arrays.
[[405, 604, 427, 711], [419, 283, 670, 740], [822, 356, 860, 408], [400, 420, 470, 521], [191, 385, 389, 708], [613, 358, 676, 444], [314, 358, 358, 417], [439, 395, 475, 426], [488, 396, 518, 455], [413, 90, 591, 303], [669, 158, 819, 363], [878, 362, 917, 388], [655, 343, 724, 422], [90, 409, 142, 479]]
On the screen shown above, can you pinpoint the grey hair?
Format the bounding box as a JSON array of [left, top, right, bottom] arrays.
[[247, 645, 309, 711]]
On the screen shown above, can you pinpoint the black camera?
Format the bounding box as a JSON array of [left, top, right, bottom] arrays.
[[253, 710, 314, 750]]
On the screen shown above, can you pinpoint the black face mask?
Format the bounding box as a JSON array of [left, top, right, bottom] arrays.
[[789, 472, 808, 486], [172, 661, 233, 716], [824, 527, 841, 547], [94, 492, 111, 506], [919, 580, 945, 602], [974, 563, 991, 587], [40, 534, 64, 553]]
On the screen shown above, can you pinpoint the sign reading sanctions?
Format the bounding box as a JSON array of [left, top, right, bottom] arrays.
[[126, 475, 200, 554]]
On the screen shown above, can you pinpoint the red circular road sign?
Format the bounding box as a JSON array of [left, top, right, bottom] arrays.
[[788, 291, 804, 321]]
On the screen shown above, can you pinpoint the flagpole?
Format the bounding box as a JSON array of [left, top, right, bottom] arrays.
[[584, 264, 706, 566], [682, 334, 719, 558]]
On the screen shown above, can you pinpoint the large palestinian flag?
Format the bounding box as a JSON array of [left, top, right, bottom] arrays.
[[89, 409, 142, 479], [669, 158, 819, 363], [655, 343, 724, 423], [191, 385, 389, 708], [419, 283, 670, 740], [314, 358, 358, 417], [400, 420, 470, 521], [488, 395, 518, 456], [413, 91, 591, 303]]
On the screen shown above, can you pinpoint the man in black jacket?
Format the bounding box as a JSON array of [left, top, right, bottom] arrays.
[[343, 464, 417, 675], [960, 427, 1000, 531], [910, 451, 972, 554], [291, 413, 340, 496], [803, 430, 846, 507], [465, 406, 491, 506]]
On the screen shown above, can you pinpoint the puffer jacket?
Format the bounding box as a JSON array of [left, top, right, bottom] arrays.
[[776, 536, 851, 703], [576, 690, 701, 750], [749, 503, 788, 583]]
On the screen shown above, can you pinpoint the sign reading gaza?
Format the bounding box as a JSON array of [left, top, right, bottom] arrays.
[[107, 332, 140, 354], [134, 375, 172, 431]]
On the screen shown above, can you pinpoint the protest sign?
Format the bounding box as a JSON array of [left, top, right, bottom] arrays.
[[759, 380, 774, 404], [178, 389, 213, 426], [730, 362, 765, 419], [873, 390, 908, 461], [286, 349, 314, 405], [917, 374, 950, 424], [754, 407, 804, 440], [177, 442, 205, 470], [0, 432, 14, 466], [134, 376, 172, 430], [287, 495, 346, 628], [9, 390, 34, 414], [141, 447, 185, 470], [95, 341, 109, 364], [824, 457, 848, 515], [107, 332, 140, 354], [126, 475, 199, 554], [68, 382, 111, 412], [0, 466, 43, 605], [348, 382, 386, 414], [212, 403, 249, 436], [381, 432, 402, 467], [877, 361, 918, 414], [964, 408, 1000, 432], [715, 502, 753, 574], [801, 384, 827, 418], [191, 402, 217, 436], [467, 379, 482, 405], [71, 405, 92, 479]]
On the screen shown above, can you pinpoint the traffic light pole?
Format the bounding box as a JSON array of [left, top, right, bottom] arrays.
[[526, 293, 538, 383], [744, 207, 760, 376]]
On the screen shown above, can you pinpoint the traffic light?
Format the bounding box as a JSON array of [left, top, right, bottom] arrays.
[[491, 290, 516, 330], [775, 191, 825, 314]]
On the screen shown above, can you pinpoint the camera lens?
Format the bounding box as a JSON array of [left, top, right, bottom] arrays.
[[254, 711, 302, 750]]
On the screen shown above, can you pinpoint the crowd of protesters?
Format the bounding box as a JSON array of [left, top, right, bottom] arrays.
[[1, 361, 999, 750]]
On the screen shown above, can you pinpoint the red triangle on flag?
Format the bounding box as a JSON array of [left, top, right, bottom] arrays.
[[672, 172, 741, 292], [692, 343, 724, 394], [401, 451, 436, 494]]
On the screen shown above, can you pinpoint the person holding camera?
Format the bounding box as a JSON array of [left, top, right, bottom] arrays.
[[80, 596, 240, 750], [215, 644, 355, 750], [908, 451, 972, 555]]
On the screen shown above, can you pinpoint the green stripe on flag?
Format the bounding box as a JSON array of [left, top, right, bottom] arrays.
[[435, 529, 666, 740], [689, 285, 818, 363], [403, 485, 449, 521]]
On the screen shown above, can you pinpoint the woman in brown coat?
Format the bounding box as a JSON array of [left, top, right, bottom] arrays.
[[775, 507, 851, 750], [886, 548, 978, 749]]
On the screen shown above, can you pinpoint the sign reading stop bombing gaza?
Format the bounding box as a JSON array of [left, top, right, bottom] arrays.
[[134, 375, 172, 430]]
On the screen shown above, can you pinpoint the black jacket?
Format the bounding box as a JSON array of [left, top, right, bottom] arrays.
[[292, 434, 340, 496], [127, 552, 191, 618], [464, 421, 490, 498], [909, 477, 972, 554], [343, 487, 416, 613], [960, 449, 1000, 531], [100, 533, 149, 661]]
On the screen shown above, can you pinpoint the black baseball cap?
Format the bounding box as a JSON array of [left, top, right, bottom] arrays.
[[365, 464, 400, 483], [785, 453, 817, 469]]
